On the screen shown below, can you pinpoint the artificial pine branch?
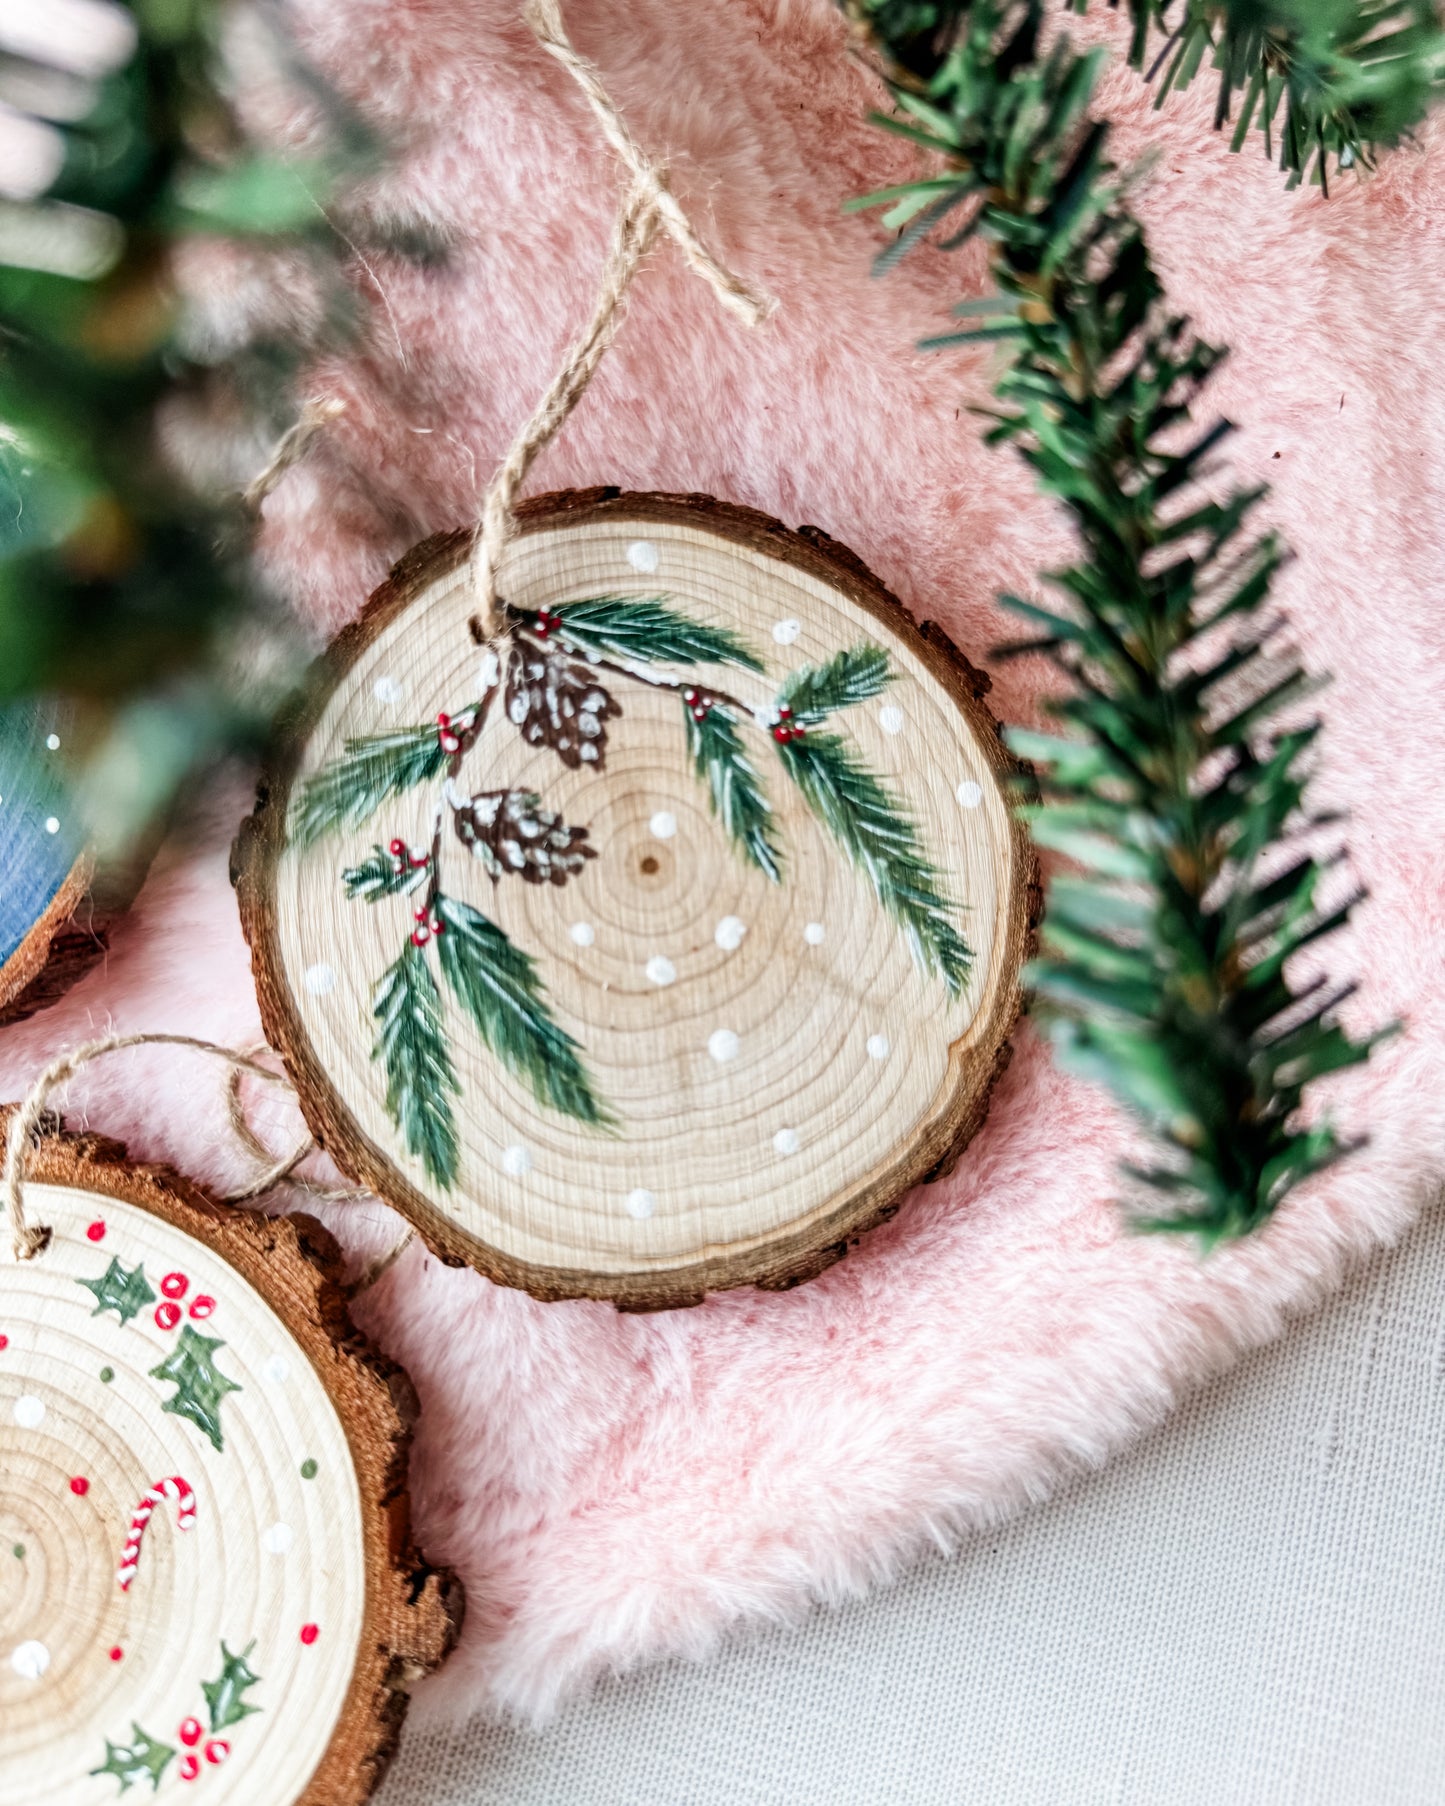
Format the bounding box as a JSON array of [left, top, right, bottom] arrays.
[[372, 936, 461, 1186], [779, 731, 973, 997], [546, 597, 767, 671], [684, 703, 782, 881], [843, 0, 1384, 1237], [290, 720, 455, 848]]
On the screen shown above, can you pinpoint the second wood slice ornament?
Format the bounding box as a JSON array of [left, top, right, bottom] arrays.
[[236, 492, 1034, 1307], [0, 1126, 458, 1803]]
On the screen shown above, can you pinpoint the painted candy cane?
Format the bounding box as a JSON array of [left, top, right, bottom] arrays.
[[117, 1476, 197, 1590]]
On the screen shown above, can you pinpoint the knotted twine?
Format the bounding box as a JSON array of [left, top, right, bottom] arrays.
[[3, 0, 769, 1265]]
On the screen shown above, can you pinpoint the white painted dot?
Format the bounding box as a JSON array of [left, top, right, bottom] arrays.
[[773, 1128, 800, 1157], [43, 817, 59, 835], [501, 1144, 532, 1177], [878, 704, 904, 736], [956, 779, 983, 809], [372, 676, 403, 704], [264, 1355, 291, 1385], [303, 962, 336, 996], [645, 955, 676, 987], [569, 921, 595, 948], [12, 1395, 44, 1429], [649, 811, 677, 841], [804, 922, 826, 946], [772, 619, 801, 645], [44, 733, 60, 751], [714, 916, 747, 952], [10, 1641, 49, 1680], [262, 1522, 294, 1556], [866, 1034, 891, 1061], [626, 540, 659, 574], [624, 1188, 657, 1220], [707, 1028, 740, 1063]]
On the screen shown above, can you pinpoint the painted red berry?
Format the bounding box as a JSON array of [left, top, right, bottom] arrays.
[[154, 1301, 181, 1331], [300, 1623, 320, 1645], [409, 847, 430, 867], [189, 1296, 215, 1321], [205, 1741, 230, 1766], [86, 1220, 105, 1242], [779, 704, 792, 718], [794, 724, 806, 737], [108, 1646, 123, 1662], [389, 837, 406, 857], [160, 1272, 188, 1300], [69, 1475, 89, 1496], [414, 905, 428, 921], [0, 1335, 8, 1351], [692, 708, 706, 721], [179, 1754, 200, 1782], [411, 927, 430, 947], [179, 1718, 203, 1748], [436, 711, 451, 727], [772, 725, 789, 742]]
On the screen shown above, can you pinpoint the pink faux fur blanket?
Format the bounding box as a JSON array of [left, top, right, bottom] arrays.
[[4, 0, 1444, 1726]]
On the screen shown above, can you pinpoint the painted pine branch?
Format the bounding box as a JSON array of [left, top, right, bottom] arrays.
[[683, 703, 782, 882], [343, 844, 429, 901], [291, 721, 450, 849], [548, 596, 766, 671], [778, 731, 972, 996], [435, 895, 613, 1127], [372, 937, 460, 1186], [779, 645, 892, 724]]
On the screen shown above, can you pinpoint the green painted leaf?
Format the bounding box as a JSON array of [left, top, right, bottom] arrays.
[[343, 843, 429, 902], [436, 896, 612, 1128], [778, 730, 972, 997], [148, 1326, 241, 1453], [372, 937, 460, 1187], [779, 645, 891, 724], [91, 1723, 174, 1793], [80, 1257, 156, 1325], [683, 703, 781, 882], [289, 723, 448, 849], [549, 596, 765, 672], [202, 1641, 262, 1733]]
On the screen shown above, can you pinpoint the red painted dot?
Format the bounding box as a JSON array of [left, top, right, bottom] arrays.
[[86, 1220, 106, 1242], [299, 1623, 319, 1646], [154, 1301, 181, 1331], [0, 1334, 8, 1352], [204, 1740, 230, 1766], [188, 1296, 215, 1321], [178, 1717, 203, 1748], [179, 1753, 200, 1782], [108, 1646, 124, 1662], [160, 1272, 188, 1300], [69, 1475, 89, 1496]]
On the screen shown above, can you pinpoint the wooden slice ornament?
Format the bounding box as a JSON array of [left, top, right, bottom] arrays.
[[235, 491, 1037, 1307], [0, 1123, 458, 1804]]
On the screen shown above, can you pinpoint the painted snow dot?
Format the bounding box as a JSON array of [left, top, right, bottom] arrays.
[[568, 921, 595, 947], [649, 810, 677, 841], [866, 1034, 891, 1061], [625, 539, 659, 574], [262, 1522, 294, 1556], [773, 1128, 800, 1156], [645, 955, 676, 987], [68, 1476, 89, 1496], [956, 778, 983, 808], [44, 816, 59, 835], [13, 1395, 44, 1429], [300, 1623, 320, 1646], [772, 619, 801, 645], [624, 1189, 656, 1220], [714, 916, 747, 952], [303, 962, 337, 996], [85, 1220, 105, 1242], [707, 1028, 740, 1063], [10, 1640, 49, 1679], [45, 733, 61, 751], [879, 704, 905, 736], [300, 1458, 318, 1480], [264, 1354, 290, 1384], [372, 675, 404, 704], [501, 1144, 532, 1177], [803, 922, 825, 946]]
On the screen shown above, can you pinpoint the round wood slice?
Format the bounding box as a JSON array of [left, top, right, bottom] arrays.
[[0, 1123, 459, 1805], [234, 490, 1037, 1308]]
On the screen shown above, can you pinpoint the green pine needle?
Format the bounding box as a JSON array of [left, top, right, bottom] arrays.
[[291, 721, 450, 849], [435, 895, 613, 1128], [779, 644, 892, 724], [549, 596, 766, 671], [372, 936, 461, 1186], [683, 703, 782, 882], [779, 730, 972, 996], [343, 844, 429, 901]]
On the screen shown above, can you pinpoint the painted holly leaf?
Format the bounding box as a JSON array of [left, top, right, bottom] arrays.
[[683, 703, 781, 882], [79, 1257, 156, 1325], [91, 1723, 174, 1793], [148, 1325, 241, 1453], [548, 595, 765, 671], [504, 645, 618, 769], [202, 1640, 262, 1733], [343, 844, 429, 902], [372, 935, 460, 1186], [454, 788, 595, 886], [779, 644, 891, 725]]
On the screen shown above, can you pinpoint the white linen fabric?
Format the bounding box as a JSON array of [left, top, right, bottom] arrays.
[[379, 1197, 1445, 1806]]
